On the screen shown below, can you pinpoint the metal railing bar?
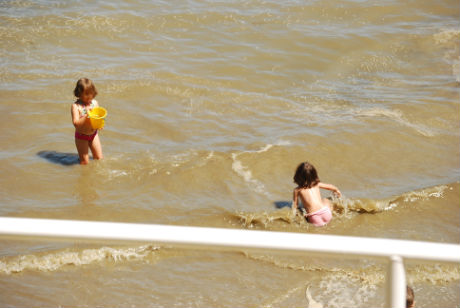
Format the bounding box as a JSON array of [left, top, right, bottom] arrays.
[[1, 217, 459, 262]]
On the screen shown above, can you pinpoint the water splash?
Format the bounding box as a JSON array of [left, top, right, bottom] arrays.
[[231, 184, 451, 229], [232, 208, 294, 228]]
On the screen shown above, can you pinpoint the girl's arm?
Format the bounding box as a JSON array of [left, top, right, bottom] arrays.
[[318, 182, 342, 197], [292, 189, 299, 216], [71, 104, 88, 128]]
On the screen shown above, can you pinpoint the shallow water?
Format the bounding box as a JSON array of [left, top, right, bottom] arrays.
[[0, 0, 459, 307]]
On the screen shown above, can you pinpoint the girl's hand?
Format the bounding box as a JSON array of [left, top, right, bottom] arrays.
[[334, 189, 342, 198]]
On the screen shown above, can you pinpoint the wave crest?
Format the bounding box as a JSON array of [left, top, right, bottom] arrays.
[[0, 244, 160, 275], [231, 185, 451, 229], [245, 252, 460, 286]]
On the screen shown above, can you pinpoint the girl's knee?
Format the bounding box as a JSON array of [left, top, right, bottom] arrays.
[[78, 152, 90, 165], [91, 147, 103, 160]]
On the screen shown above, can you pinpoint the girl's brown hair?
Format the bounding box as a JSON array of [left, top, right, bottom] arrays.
[[73, 78, 98, 98], [293, 161, 320, 188], [406, 286, 414, 308]]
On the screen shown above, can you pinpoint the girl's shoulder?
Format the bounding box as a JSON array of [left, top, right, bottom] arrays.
[[72, 100, 81, 109], [295, 185, 318, 192], [294, 186, 305, 193]]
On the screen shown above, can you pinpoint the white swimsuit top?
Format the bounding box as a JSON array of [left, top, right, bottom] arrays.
[[78, 99, 96, 117]]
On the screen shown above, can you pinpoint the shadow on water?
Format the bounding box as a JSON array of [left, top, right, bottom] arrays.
[[37, 151, 80, 166], [274, 201, 292, 209]]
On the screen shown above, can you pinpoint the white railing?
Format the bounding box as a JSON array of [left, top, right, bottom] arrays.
[[1, 217, 459, 308]]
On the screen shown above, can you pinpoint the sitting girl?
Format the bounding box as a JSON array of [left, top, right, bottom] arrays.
[[292, 161, 341, 227]]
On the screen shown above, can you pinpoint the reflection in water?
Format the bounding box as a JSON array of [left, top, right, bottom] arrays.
[[74, 166, 99, 207]]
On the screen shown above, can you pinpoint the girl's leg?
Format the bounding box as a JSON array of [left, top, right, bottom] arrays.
[[89, 133, 103, 160], [75, 138, 90, 165]]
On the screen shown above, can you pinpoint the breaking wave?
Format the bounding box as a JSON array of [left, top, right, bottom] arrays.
[[231, 184, 451, 228], [0, 244, 160, 275], [244, 252, 460, 286]]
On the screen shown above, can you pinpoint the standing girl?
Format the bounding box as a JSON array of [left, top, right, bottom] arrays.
[[71, 78, 103, 165], [292, 161, 341, 227]]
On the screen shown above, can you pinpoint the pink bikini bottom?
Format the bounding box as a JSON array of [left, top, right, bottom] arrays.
[[306, 207, 332, 227]]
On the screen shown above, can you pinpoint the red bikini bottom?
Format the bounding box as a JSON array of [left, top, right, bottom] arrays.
[[75, 130, 97, 141]]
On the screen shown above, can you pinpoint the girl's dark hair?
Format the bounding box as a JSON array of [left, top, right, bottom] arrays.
[[293, 161, 320, 188], [74, 78, 98, 98]]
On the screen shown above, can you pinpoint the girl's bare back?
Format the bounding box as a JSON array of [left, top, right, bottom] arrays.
[[296, 185, 331, 214]]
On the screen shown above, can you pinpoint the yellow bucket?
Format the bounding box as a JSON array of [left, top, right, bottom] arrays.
[[88, 107, 107, 129]]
